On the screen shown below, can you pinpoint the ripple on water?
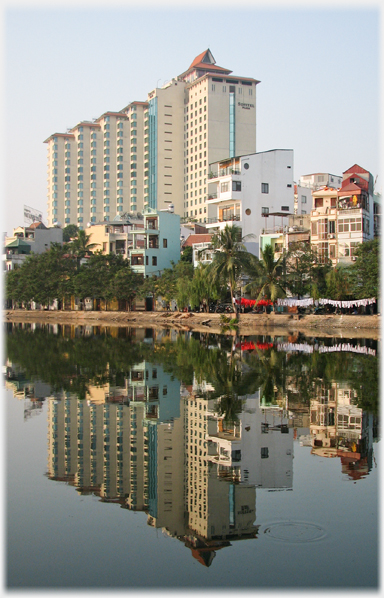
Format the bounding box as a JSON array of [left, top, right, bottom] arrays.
[[262, 522, 327, 544]]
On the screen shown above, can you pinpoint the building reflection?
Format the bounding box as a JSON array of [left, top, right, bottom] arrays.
[[4, 327, 379, 566], [44, 364, 299, 566], [308, 382, 376, 480]]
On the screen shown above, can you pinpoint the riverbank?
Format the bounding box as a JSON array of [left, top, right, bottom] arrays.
[[4, 309, 381, 340]]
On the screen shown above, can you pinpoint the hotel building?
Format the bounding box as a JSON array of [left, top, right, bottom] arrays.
[[44, 50, 258, 228]]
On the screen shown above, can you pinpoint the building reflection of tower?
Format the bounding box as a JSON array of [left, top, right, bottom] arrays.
[[310, 382, 375, 479], [182, 393, 259, 567], [5, 358, 50, 421]]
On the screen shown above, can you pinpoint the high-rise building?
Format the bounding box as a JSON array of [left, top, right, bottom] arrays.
[[44, 50, 259, 228]]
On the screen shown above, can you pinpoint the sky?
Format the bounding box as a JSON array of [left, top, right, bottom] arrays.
[[2, 0, 381, 235]]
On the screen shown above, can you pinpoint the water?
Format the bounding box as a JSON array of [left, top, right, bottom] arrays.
[[4, 323, 379, 589]]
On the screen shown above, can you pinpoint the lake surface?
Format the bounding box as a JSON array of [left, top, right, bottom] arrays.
[[4, 323, 379, 589]]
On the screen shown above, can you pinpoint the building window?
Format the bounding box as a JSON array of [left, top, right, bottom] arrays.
[[221, 182, 229, 193], [163, 239, 167, 248], [301, 195, 307, 203], [261, 447, 269, 459], [281, 206, 289, 211], [261, 183, 269, 194], [261, 207, 269, 216], [152, 256, 157, 266], [232, 181, 241, 192]]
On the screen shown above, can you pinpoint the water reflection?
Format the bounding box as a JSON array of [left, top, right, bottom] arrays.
[[4, 323, 379, 567]]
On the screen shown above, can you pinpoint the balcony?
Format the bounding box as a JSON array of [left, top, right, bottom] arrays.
[[208, 167, 241, 180], [206, 215, 241, 225], [208, 192, 218, 200]]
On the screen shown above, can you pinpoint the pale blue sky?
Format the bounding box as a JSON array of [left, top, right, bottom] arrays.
[[3, 4, 380, 234]]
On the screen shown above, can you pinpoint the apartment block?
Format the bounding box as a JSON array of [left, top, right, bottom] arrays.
[[206, 149, 294, 256], [45, 50, 258, 228], [4, 221, 63, 271], [299, 172, 342, 190], [310, 164, 374, 265]]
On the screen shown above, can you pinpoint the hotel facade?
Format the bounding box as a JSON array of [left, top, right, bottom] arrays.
[[44, 50, 258, 228]]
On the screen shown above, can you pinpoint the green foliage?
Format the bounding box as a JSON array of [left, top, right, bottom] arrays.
[[207, 224, 252, 315], [325, 267, 352, 300], [62, 224, 79, 243], [219, 315, 238, 331], [286, 242, 331, 299], [244, 244, 285, 302], [180, 245, 193, 263], [5, 326, 379, 417], [349, 239, 379, 299], [189, 263, 220, 311]]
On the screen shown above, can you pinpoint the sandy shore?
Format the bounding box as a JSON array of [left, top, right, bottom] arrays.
[[4, 309, 381, 340]]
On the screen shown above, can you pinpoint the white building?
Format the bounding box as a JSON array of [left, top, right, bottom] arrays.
[[294, 184, 313, 215], [299, 172, 342, 190], [4, 221, 63, 271], [205, 149, 295, 256]]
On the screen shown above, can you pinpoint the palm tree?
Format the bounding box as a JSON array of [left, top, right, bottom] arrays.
[[244, 244, 286, 305], [69, 229, 98, 269], [206, 224, 251, 317]]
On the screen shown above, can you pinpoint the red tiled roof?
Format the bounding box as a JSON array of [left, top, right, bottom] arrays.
[[189, 50, 210, 69], [337, 182, 362, 195], [28, 221, 46, 229], [343, 164, 369, 175], [192, 63, 232, 73], [183, 234, 213, 247]]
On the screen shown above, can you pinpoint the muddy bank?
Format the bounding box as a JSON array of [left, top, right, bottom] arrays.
[[3, 309, 381, 340]]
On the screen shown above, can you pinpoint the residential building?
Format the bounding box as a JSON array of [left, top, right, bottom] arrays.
[[45, 50, 259, 228], [180, 232, 213, 267], [206, 149, 295, 256], [299, 172, 342, 190], [310, 164, 374, 265], [129, 208, 180, 277], [294, 184, 312, 215], [85, 208, 180, 278], [4, 221, 63, 271], [259, 213, 311, 259], [85, 216, 143, 260]]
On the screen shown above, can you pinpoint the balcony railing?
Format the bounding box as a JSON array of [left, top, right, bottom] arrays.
[[207, 215, 240, 224], [219, 168, 241, 176], [208, 168, 241, 179]]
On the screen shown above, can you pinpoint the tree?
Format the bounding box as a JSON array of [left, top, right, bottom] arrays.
[[349, 239, 379, 299], [69, 229, 98, 269], [189, 263, 221, 312], [244, 244, 286, 303], [73, 253, 114, 308], [205, 224, 251, 317], [180, 245, 193, 263], [285, 241, 332, 299], [325, 267, 352, 300], [62, 224, 79, 243], [112, 268, 143, 311]]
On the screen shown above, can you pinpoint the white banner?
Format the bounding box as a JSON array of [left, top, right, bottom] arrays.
[[24, 205, 43, 225]]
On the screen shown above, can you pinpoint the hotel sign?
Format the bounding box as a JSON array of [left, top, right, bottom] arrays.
[[238, 102, 255, 110], [24, 205, 43, 225]]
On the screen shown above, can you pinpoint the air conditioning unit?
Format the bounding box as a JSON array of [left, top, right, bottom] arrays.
[[328, 233, 335, 239], [352, 256, 357, 261]]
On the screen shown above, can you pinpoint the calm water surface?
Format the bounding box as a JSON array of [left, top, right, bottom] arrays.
[[5, 323, 379, 589]]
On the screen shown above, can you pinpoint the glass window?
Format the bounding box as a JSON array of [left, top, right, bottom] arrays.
[[261, 183, 269, 194], [232, 181, 241, 192]]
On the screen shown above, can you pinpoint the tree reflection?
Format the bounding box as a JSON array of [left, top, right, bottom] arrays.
[[4, 325, 379, 416]]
